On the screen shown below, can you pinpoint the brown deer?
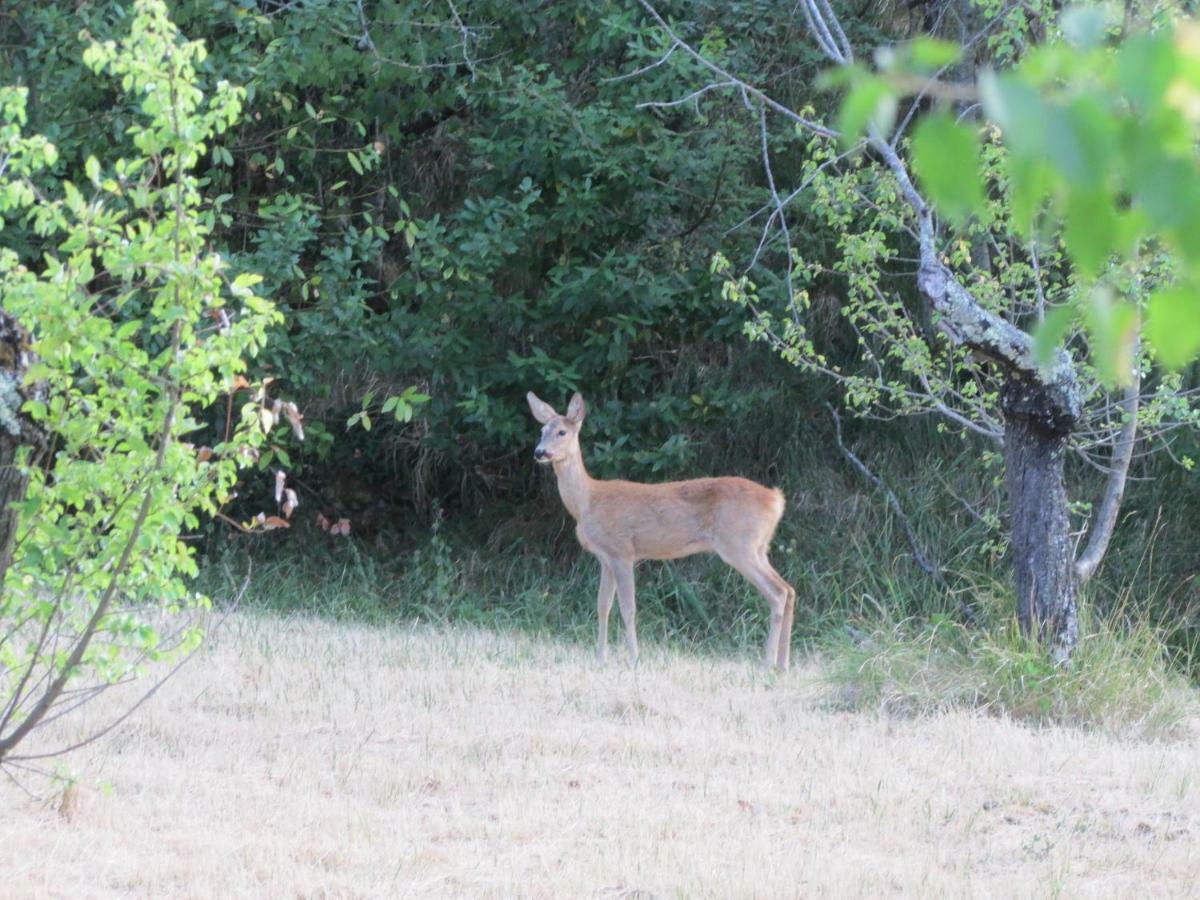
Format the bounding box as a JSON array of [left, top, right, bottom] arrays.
[[527, 392, 796, 670]]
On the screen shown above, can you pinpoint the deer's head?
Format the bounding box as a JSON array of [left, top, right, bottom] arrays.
[[527, 391, 585, 464]]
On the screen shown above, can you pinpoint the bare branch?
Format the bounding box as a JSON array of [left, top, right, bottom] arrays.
[[602, 40, 680, 83], [636, 81, 739, 111], [814, 0, 853, 62], [726, 144, 861, 238], [756, 103, 797, 314], [636, 1, 838, 138], [445, 0, 479, 82], [1075, 358, 1141, 583], [799, 0, 845, 63], [5, 570, 250, 765]]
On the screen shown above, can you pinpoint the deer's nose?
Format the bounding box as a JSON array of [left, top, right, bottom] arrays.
[[534, 446, 548, 460]]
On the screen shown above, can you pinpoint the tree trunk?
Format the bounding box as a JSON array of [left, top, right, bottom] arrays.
[[1001, 375, 1079, 662], [0, 310, 44, 578]]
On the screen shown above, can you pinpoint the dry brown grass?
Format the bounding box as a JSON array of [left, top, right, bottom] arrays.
[[2, 612, 1198, 898]]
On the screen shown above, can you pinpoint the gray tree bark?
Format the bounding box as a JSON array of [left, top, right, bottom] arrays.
[[0, 309, 44, 578], [1000, 376, 1079, 661]]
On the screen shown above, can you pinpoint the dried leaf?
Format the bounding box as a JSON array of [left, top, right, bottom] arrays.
[[316, 512, 331, 532], [282, 401, 305, 441], [196, 446, 214, 462], [282, 488, 299, 519], [274, 470, 286, 503], [209, 307, 232, 332], [332, 518, 351, 536]]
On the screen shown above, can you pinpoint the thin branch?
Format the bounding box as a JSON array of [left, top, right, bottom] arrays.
[[445, 0, 478, 82], [636, 81, 739, 111], [5, 574, 249, 764], [828, 403, 940, 582], [636, 1, 838, 138], [829, 404, 982, 626], [602, 40, 680, 83], [726, 144, 861, 238], [756, 103, 797, 315], [1074, 357, 1141, 583]]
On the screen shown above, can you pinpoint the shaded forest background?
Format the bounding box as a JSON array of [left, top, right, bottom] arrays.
[[4, 0, 1197, 662]]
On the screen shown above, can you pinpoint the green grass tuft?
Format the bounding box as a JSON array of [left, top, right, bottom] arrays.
[[819, 609, 1197, 739]]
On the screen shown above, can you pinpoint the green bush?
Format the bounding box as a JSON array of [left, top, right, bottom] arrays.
[[0, 0, 276, 764]]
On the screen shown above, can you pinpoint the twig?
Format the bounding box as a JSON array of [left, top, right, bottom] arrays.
[[635, 0, 837, 138], [3, 566, 251, 764], [827, 403, 941, 584], [826, 404, 980, 626]]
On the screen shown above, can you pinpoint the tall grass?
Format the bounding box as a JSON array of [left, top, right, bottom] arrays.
[[819, 610, 1196, 738]]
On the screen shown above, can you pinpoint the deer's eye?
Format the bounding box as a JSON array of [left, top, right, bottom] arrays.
[[557, 430, 566, 437]]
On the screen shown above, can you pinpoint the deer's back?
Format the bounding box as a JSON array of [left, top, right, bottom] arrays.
[[580, 475, 784, 561]]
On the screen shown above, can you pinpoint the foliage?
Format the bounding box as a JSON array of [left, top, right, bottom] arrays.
[[0, 0, 277, 762], [845, 4, 1200, 380], [2, 1, 822, 520]]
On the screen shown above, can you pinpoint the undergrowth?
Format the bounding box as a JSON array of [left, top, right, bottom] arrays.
[[819, 610, 1197, 738]]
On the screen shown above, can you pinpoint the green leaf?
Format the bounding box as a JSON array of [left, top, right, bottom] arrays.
[[838, 77, 896, 147], [1060, 4, 1118, 50], [1063, 189, 1118, 277], [1006, 156, 1055, 233], [1032, 305, 1076, 368], [979, 71, 1048, 159], [1145, 287, 1200, 369], [1115, 31, 1177, 110], [908, 37, 960, 71], [911, 112, 984, 226], [1085, 288, 1139, 386], [1046, 97, 1113, 188], [347, 150, 363, 175]]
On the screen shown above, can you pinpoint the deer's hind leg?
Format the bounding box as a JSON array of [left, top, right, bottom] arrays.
[[758, 548, 796, 670], [714, 542, 792, 670]]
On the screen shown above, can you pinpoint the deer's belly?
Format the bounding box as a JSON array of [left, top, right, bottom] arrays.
[[633, 533, 711, 561]]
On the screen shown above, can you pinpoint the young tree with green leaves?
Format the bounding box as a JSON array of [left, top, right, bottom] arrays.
[[637, 0, 1200, 661], [0, 0, 278, 766]]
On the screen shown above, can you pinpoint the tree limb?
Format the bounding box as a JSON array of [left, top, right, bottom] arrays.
[[1074, 359, 1140, 583]]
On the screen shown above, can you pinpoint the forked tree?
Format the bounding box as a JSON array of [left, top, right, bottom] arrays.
[[528, 392, 796, 669], [634, 0, 1200, 661]]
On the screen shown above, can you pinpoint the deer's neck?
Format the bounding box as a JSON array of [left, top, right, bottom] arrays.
[[552, 449, 592, 521]]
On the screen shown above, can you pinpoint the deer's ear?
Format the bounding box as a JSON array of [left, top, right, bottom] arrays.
[[566, 392, 586, 423], [527, 392, 557, 424]]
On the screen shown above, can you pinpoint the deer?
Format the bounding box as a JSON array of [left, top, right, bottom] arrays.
[[527, 391, 797, 670]]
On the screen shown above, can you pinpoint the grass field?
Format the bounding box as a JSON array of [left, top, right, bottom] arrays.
[[2, 611, 1198, 898]]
